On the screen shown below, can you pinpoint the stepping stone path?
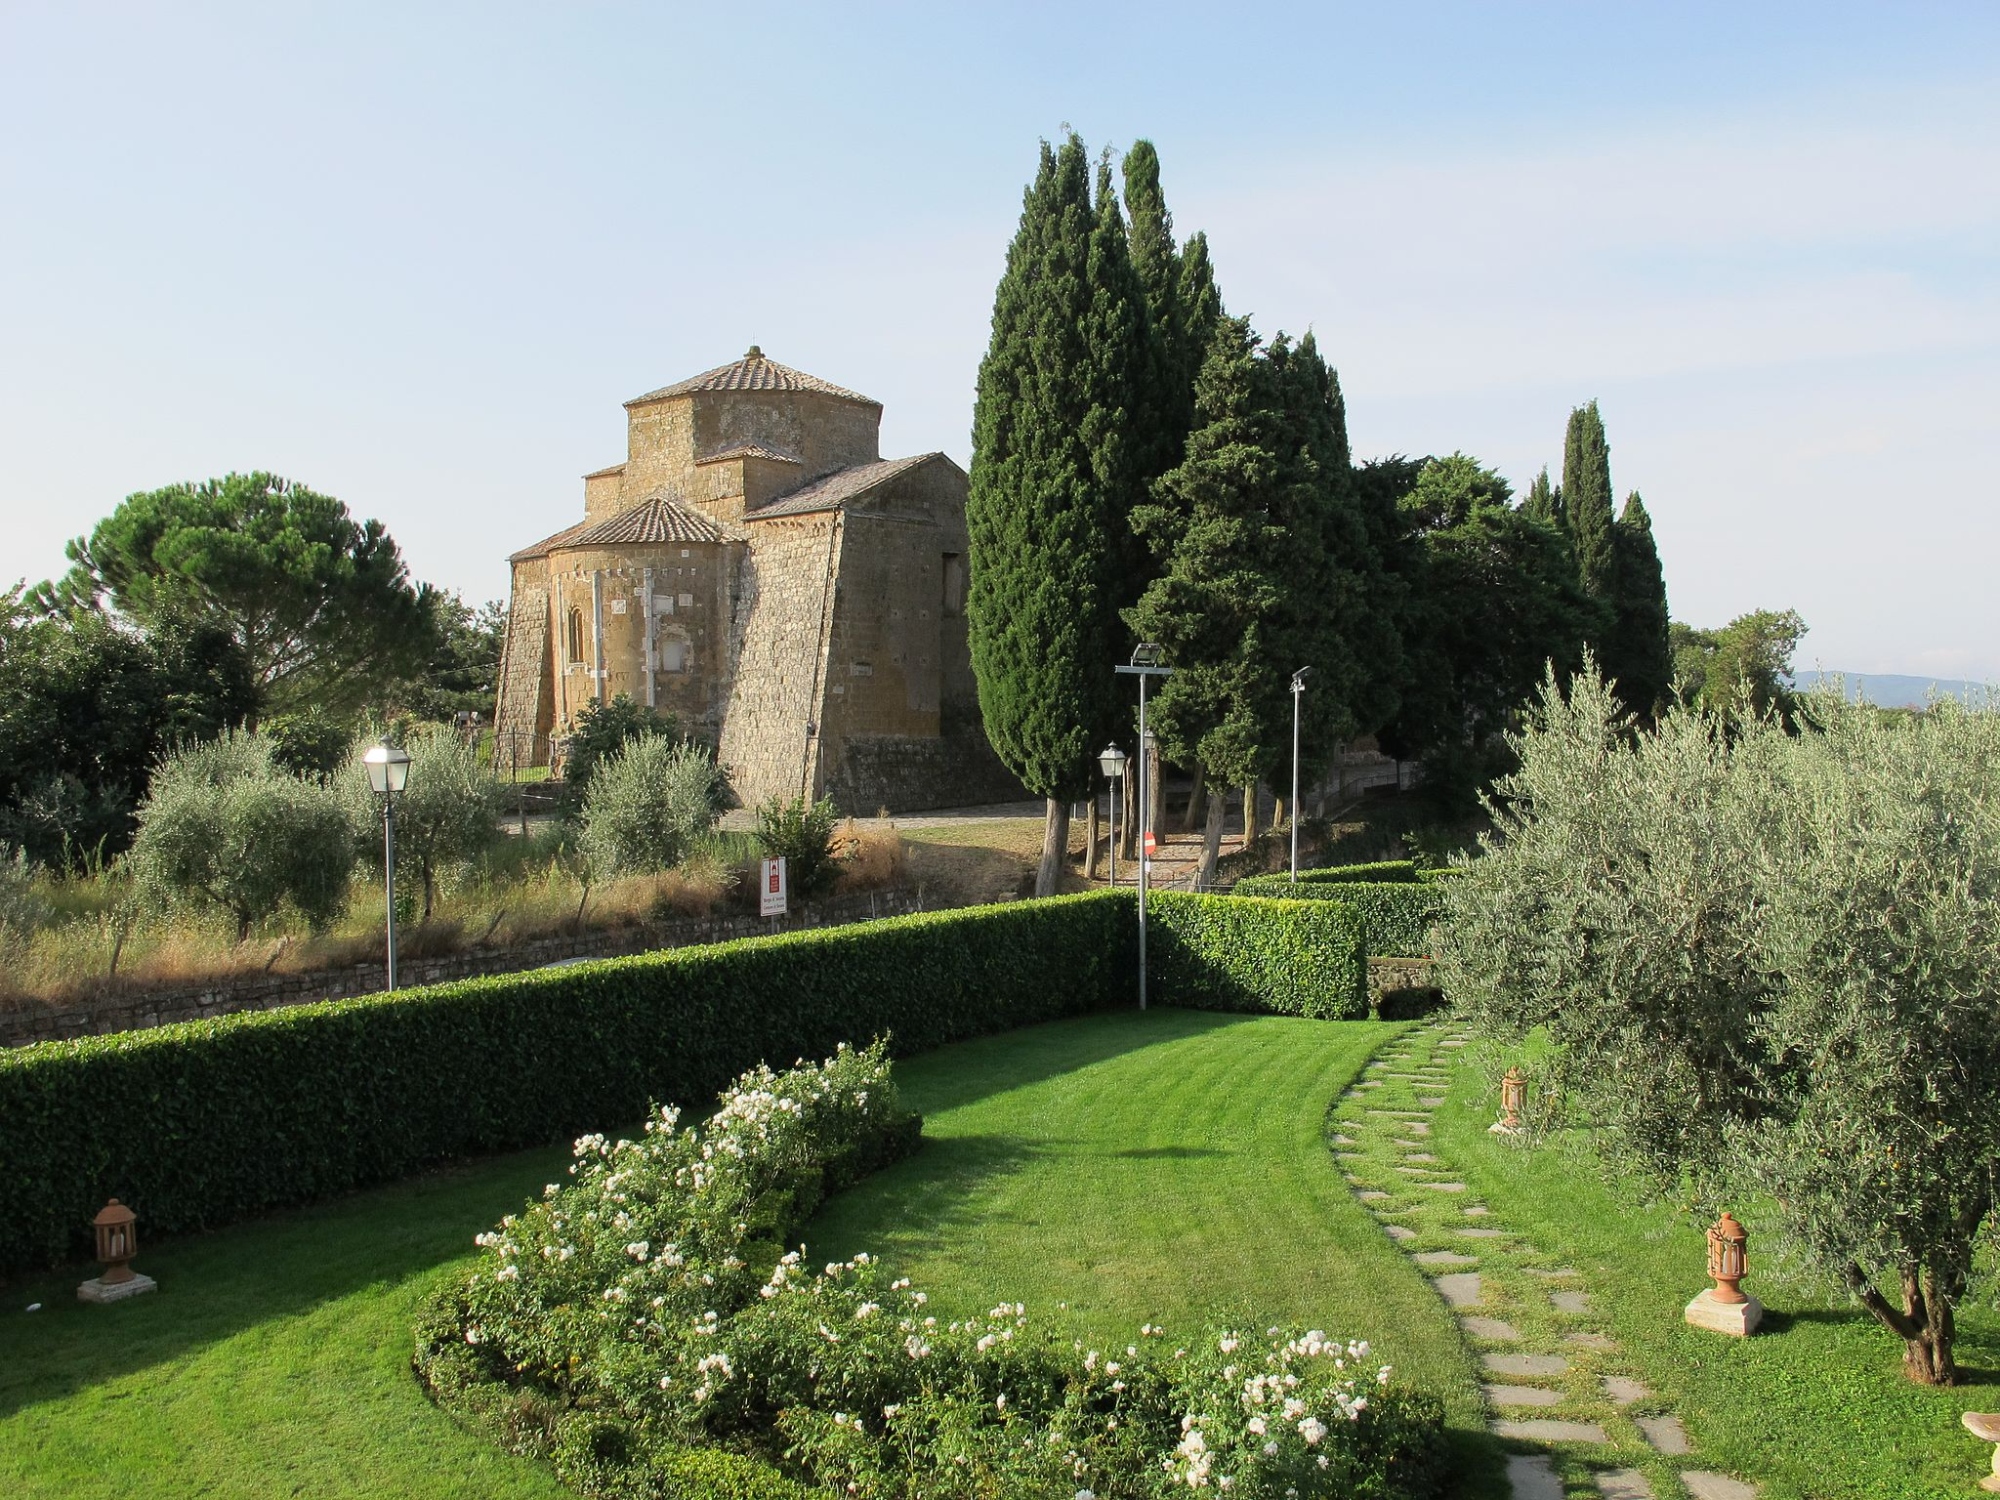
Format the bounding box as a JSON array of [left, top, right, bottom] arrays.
[[1330, 1026, 1761, 1499]]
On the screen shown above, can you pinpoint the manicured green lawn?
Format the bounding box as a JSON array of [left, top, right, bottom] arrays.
[[0, 1009, 1502, 1497], [0, 1145, 577, 1500], [806, 1009, 1504, 1493], [1430, 1038, 2000, 1500]]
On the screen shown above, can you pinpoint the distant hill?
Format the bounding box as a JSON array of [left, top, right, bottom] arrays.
[[1792, 671, 1992, 709]]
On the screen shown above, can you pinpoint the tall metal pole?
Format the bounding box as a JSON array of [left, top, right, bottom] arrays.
[[1108, 773, 1118, 888], [382, 795, 399, 991], [1137, 674, 1149, 1011], [1290, 680, 1302, 883]]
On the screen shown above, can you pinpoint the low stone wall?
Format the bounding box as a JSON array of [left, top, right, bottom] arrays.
[[1367, 955, 1437, 998], [1, 886, 926, 1050]]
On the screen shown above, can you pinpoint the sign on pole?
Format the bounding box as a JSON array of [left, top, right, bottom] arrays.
[[759, 856, 788, 917], [1143, 830, 1158, 858]]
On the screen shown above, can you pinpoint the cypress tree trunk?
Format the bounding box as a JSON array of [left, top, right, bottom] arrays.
[[1243, 783, 1260, 843], [1083, 795, 1101, 881], [1272, 794, 1285, 832], [1147, 743, 1163, 852], [1199, 787, 1226, 890], [1035, 797, 1071, 898], [1180, 763, 1206, 832], [1121, 786, 1138, 862]]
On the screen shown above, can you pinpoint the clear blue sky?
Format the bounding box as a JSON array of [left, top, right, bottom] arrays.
[[2, 3, 1995, 679]]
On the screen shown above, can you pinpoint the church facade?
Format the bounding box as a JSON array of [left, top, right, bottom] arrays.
[[493, 348, 1018, 812]]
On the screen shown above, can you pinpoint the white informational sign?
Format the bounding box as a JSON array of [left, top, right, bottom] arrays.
[[759, 856, 789, 917]]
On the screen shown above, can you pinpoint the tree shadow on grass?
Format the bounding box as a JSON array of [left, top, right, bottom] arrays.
[[803, 1131, 1047, 1268], [0, 1140, 571, 1421]]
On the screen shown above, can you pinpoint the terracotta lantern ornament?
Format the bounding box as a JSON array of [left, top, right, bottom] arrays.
[[78, 1198, 157, 1304], [1489, 1066, 1526, 1135], [1684, 1209, 1761, 1336]]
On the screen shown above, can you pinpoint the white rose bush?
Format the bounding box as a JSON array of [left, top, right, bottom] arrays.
[[416, 1046, 1446, 1499]]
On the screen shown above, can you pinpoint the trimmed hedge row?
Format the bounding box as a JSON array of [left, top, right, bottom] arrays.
[[1148, 891, 1368, 1018], [1232, 877, 1447, 959], [0, 887, 1372, 1277], [1287, 859, 1422, 885]]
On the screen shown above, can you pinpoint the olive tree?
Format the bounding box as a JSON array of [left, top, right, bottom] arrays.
[[1437, 664, 2000, 1384], [343, 726, 496, 921], [577, 734, 727, 877], [130, 731, 353, 938]]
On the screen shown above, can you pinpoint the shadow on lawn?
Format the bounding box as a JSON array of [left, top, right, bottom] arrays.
[[0, 1141, 570, 1421]]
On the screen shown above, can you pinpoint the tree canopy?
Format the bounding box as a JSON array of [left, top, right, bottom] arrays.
[[38, 472, 437, 721]]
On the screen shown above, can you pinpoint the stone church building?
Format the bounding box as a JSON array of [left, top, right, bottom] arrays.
[[493, 348, 1018, 812]]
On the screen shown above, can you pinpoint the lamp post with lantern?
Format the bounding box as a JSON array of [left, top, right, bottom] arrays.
[[1114, 644, 1173, 1010], [1097, 744, 1127, 887], [1289, 666, 1311, 882], [362, 741, 413, 991]]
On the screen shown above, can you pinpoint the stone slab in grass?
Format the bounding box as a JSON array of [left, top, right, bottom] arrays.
[[1433, 1273, 1482, 1306], [1460, 1315, 1520, 1340], [1551, 1289, 1592, 1314], [1458, 1228, 1509, 1239], [1357, 1189, 1391, 1201], [1385, 1225, 1418, 1241], [1493, 1418, 1608, 1443], [1419, 1096, 1446, 1106], [1420, 1181, 1468, 1192], [1594, 1468, 1655, 1498], [1463, 1204, 1492, 1215], [1679, 1474, 1758, 1499], [1484, 1353, 1568, 1378], [1505, 1454, 1564, 1500], [1602, 1376, 1649, 1406], [1565, 1331, 1619, 1352], [1524, 1267, 1579, 1279], [1414, 1250, 1478, 1266], [1637, 1414, 1691, 1454], [1484, 1383, 1565, 1408]]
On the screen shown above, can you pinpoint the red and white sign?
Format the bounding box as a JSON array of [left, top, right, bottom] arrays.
[[1143, 831, 1158, 857], [759, 857, 789, 917]]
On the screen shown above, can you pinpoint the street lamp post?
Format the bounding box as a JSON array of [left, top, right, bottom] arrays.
[[1097, 744, 1127, 887], [1289, 667, 1312, 883], [362, 741, 413, 991], [1115, 644, 1173, 1009]]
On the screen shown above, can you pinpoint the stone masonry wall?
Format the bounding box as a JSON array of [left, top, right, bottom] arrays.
[[2, 887, 925, 1050]]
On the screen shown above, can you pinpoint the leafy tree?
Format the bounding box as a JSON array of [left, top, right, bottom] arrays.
[[344, 726, 496, 921], [129, 731, 352, 938], [1670, 608, 1807, 720], [0, 590, 256, 866], [753, 794, 846, 899], [967, 136, 1149, 894], [1437, 666, 2000, 1383], [1562, 401, 1616, 605], [38, 472, 437, 720], [1606, 492, 1672, 718], [266, 707, 357, 782], [561, 694, 680, 812], [387, 592, 508, 721], [1520, 465, 1563, 526], [578, 734, 728, 878]]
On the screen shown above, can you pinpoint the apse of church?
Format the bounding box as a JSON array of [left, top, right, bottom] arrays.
[[494, 348, 1017, 813]]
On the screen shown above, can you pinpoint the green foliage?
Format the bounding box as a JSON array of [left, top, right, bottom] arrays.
[[752, 794, 845, 898], [1562, 400, 1616, 604], [421, 1046, 1445, 1500], [37, 472, 436, 719], [0, 594, 256, 867], [128, 731, 354, 939], [1519, 465, 1562, 526], [967, 136, 1147, 802], [1434, 664, 2000, 1382], [579, 735, 726, 877], [1670, 607, 1807, 720], [343, 727, 498, 919], [1278, 859, 1420, 885], [1607, 492, 1672, 718], [388, 592, 508, 721], [1231, 878, 1444, 958], [266, 707, 357, 781], [563, 694, 680, 812], [1147, 890, 1367, 1018]]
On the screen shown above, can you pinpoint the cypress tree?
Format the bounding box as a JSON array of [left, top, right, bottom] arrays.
[[1563, 401, 1616, 603], [1522, 465, 1563, 527], [1120, 140, 1191, 480], [1608, 491, 1672, 718], [1177, 231, 1224, 378], [967, 137, 1149, 894]]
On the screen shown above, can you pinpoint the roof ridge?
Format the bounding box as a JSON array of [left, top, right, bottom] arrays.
[[626, 348, 879, 408], [743, 453, 946, 521]]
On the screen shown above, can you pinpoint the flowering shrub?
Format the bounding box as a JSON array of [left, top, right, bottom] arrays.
[[417, 1048, 1446, 1500]]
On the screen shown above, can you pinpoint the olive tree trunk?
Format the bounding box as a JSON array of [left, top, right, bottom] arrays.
[[1035, 797, 1071, 898], [1198, 788, 1226, 890], [1243, 782, 1261, 842], [1082, 795, 1101, 881], [1180, 764, 1206, 832]]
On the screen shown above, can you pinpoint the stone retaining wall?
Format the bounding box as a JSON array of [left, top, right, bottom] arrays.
[[2, 886, 926, 1050]]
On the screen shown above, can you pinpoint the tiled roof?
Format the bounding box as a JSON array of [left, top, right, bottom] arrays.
[[695, 442, 802, 466], [508, 519, 593, 563], [582, 462, 627, 480], [626, 346, 878, 407], [564, 493, 734, 547], [744, 453, 944, 520]]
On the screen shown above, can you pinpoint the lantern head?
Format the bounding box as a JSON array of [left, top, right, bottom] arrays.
[[1706, 1210, 1750, 1304], [92, 1198, 138, 1285], [362, 741, 413, 796]]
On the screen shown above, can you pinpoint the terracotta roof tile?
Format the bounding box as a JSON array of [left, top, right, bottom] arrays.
[[695, 442, 802, 466], [565, 494, 734, 547], [744, 454, 944, 520], [582, 462, 627, 480], [626, 347, 878, 407], [508, 519, 592, 563]]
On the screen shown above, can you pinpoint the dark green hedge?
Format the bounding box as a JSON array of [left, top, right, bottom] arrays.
[[1238, 860, 1421, 890], [0, 888, 1380, 1277], [1147, 891, 1367, 1019], [1231, 878, 1446, 959]]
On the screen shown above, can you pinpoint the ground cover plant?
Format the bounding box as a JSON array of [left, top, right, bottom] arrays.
[[1437, 665, 2000, 1383], [1424, 1035, 2000, 1499]]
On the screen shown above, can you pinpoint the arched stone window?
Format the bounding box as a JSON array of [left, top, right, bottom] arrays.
[[566, 606, 585, 664]]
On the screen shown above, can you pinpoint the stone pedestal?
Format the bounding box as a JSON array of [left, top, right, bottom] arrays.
[[1960, 1412, 2000, 1491], [1684, 1287, 1761, 1336], [78, 1273, 156, 1304]]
